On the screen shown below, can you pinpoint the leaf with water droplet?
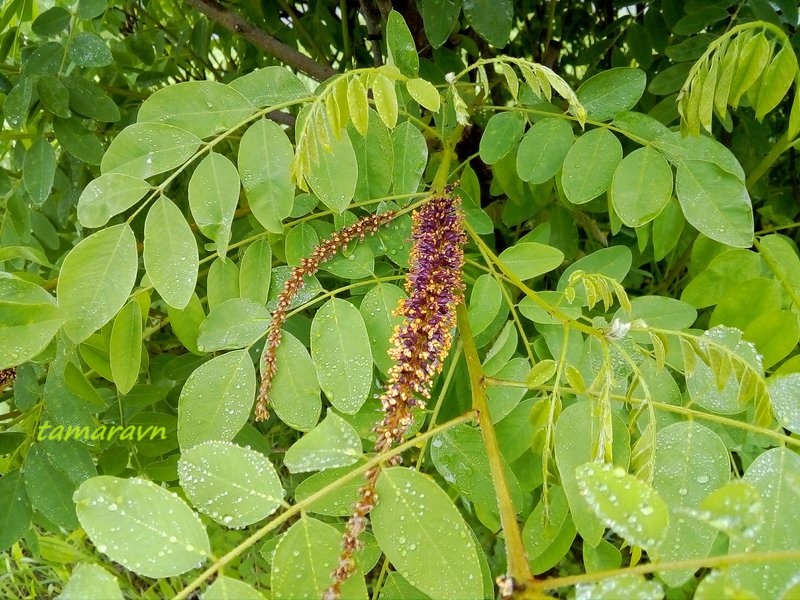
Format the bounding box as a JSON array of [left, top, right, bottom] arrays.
[[74, 476, 210, 578], [58, 563, 123, 600], [284, 412, 362, 473]]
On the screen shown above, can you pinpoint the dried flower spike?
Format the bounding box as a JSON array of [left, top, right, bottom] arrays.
[[255, 211, 395, 421], [325, 189, 466, 598], [0, 367, 16, 391]]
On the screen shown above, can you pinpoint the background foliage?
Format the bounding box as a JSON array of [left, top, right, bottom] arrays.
[[1, 0, 800, 598]]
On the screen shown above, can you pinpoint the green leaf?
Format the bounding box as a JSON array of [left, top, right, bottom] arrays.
[[498, 242, 564, 280], [78, 0, 108, 20], [101, 123, 201, 179], [729, 33, 770, 108], [653, 422, 730, 586], [418, 0, 462, 48], [77, 173, 151, 228], [294, 461, 365, 516], [387, 10, 419, 77], [350, 110, 393, 202], [372, 467, 483, 599], [167, 294, 205, 355], [682, 249, 762, 309], [379, 573, 433, 599], [32, 7, 71, 36], [54, 117, 104, 165], [271, 516, 367, 600], [305, 118, 358, 213], [577, 463, 669, 552], [431, 423, 522, 512], [310, 298, 373, 414], [487, 358, 529, 422], [203, 577, 264, 600], [482, 321, 518, 376], [523, 486, 577, 574], [37, 75, 70, 120], [74, 476, 210, 578], [576, 576, 664, 600], [463, 0, 512, 47], [58, 224, 138, 343], [64, 77, 120, 122], [561, 128, 623, 204], [730, 448, 800, 597], [284, 412, 362, 473], [238, 119, 294, 233], [769, 373, 800, 433], [23, 444, 78, 529], [710, 277, 781, 330], [239, 239, 272, 305], [516, 117, 573, 184], [197, 298, 270, 352], [576, 68, 647, 122], [267, 331, 321, 432], [58, 563, 123, 600], [756, 44, 797, 120], [68, 31, 112, 66], [229, 66, 308, 108], [405, 78, 440, 113], [744, 310, 800, 369], [109, 301, 142, 394], [372, 74, 398, 129], [143, 196, 199, 309], [177, 350, 256, 449], [206, 257, 240, 311], [480, 111, 525, 165], [347, 76, 370, 136], [0, 274, 62, 370], [622, 296, 697, 330], [675, 159, 753, 248], [0, 470, 31, 552], [137, 81, 253, 138], [610, 147, 673, 227], [391, 122, 428, 197], [467, 274, 504, 338], [361, 283, 405, 376], [178, 441, 283, 528], [692, 480, 764, 539], [555, 401, 631, 546], [23, 137, 56, 207], [189, 152, 240, 258]]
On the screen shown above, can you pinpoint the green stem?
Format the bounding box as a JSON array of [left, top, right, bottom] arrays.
[[456, 303, 532, 585], [747, 130, 796, 189]]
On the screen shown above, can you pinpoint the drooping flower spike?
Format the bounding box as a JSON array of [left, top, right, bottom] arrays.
[[325, 188, 466, 599], [255, 210, 395, 422]]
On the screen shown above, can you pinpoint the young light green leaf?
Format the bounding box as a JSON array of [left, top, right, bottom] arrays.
[[178, 441, 283, 528], [387, 10, 419, 77], [610, 147, 673, 227], [177, 350, 256, 449], [498, 242, 564, 280], [310, 298, 373, 414], [74, 476, 209, 578], [729, 33, 770, 108], [239, 119, 294, 233], [405, 78, 440, 113], [516, 117, 573, 183], [271, 516, 367, 600], [109, 301, 142, 395], [23, 137, 56, 207], [189, 152, 240, 259], [756, 44, 798, 120], [137, 81, 253, 139], [197, 298, 270, 352], [576, 67, 647, 122], [372, 467, 483, 599], [372, 74, 399, 129], [77, 173, 151, 228], [101, 123, 201, 178], [143, 196, 198, 309], [58, 224, 138, 343], [284, 412, 362, 473], [267, 331, 322, 432], [239, 239, 272, 305], [561, 128, 623, 204], [305, 118, 358, 213], [479, 111, 525, 165]]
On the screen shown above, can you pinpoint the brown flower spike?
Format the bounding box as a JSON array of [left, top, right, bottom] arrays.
[[256, 211, 395, 421], [325, 189, 467, 598]]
